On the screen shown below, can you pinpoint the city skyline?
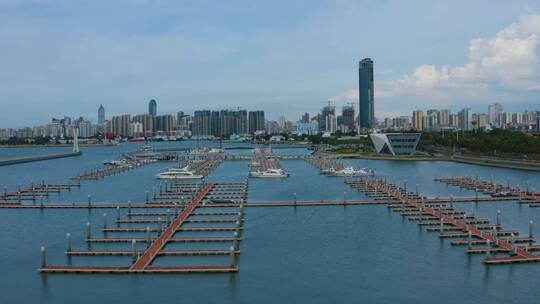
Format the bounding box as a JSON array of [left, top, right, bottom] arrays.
[[0, 1, 539, 128]]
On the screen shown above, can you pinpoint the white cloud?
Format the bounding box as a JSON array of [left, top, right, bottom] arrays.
[[332, 13, 540, 112], [393, 13, 540, 95]]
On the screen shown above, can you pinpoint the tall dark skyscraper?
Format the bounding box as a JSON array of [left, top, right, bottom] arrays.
[[358, 58, 374, 129], [341, 105, 355, 130], [98, 104, 105, 124], [248, 111, 265, 133], [148, 99, 157, 117]]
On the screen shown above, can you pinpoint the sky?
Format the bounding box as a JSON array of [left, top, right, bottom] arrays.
[[0, 0, 539, 128]]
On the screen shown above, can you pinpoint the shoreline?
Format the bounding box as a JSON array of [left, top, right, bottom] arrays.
[[0, 144, 113, 148], [326, 152, 540, 171]]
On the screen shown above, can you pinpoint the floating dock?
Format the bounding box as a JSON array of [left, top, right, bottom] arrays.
[[39, 181, 247, 274]]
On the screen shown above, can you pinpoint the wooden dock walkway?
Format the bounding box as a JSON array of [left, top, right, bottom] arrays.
[[345, 177, 540, 265]]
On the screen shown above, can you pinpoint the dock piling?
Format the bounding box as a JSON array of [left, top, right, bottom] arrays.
[[116, 206, 120, 222], [87, 195, 91, 208], [40, 246, 46, 268], [530, 220, 534, 239], [86, 222, 91, 239], [157, 217, 162, 235], [229, 246, 237, 267], [145, 191, 149, 203], [66, 233, 72, 253], [146, 226, 151, 246], [233, 232, 239, 250], [131, 239, 137, 262], [103, 213, 107, 230], [496, 210, 501, 229]]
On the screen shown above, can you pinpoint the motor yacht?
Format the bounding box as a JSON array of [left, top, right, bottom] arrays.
[[250, 168, 289, 178]]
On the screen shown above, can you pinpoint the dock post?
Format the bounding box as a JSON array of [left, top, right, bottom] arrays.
[[233, 232, 239, 251], [236, 221, 242, 237], [66, 233, 72, 253], [86, 222, 91, 240], [17, 191, 21, 203], [157, 217, 163, 235], [468, 231, 472, 250], [470, 202, 475, 218], [229, 246, 237, 267], [145, 191, 149, 203], [131, 239, 137, 262], [492, 227, 497, 245], [486, 240, 491, 260], [40, 246, 46, 268], [166, 209, 171, 224], [128, 201, 132, 219], [146, 226, 151, 246], [159, 183, 163, 195], [87, 195, 91, 208], [450, 196, 453, 209], [529, 220, 534, 239], [496, 210, 501, 230], [440, 218, 444, 233], [293, 192, 297, 205], [153, 186, 157, 200], [103, 213, 107, 230], [174, 203, 179, 215], [475, 188, 478, 203], [343, 192, 347, 205], [116, 206, 121, 222]]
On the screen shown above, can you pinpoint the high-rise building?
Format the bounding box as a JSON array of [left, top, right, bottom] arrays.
[[449, 113, 459, 128], [155, 114, 175, 132], [488, 103, 503, 127], [193, 110, 212, 136], [249, 111, 265, 133], [320, 103, 335, 132], [458, 108, 473, 131], [439, 109, 450, 127], [536, 116, 540, 132], [132, 114, 154, 137], [300, 112, 310, 123], [98, 105, 105, 124], [111, 114, 131, 137], [412, 110, 423, 131], [325, 114, 337, 133], [358, 58, 374, 129], [341, 105, 355, 131], [148, 99, 157, 117]]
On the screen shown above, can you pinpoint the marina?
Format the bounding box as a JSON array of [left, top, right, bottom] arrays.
[[1, 142, 540, 303]]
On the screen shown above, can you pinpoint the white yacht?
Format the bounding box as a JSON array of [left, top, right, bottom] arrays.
[[155, 166, 203, 179], [320, 167, 336, 175], [250, 168, 289, 178], [332, 167, 374, 177]]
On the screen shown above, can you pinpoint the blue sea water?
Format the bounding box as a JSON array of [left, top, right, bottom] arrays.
[[0, 141, 539, 303]]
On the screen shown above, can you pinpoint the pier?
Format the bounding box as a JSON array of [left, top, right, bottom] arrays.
[[0, 151, 81, 167], [39, 182, 247, 274], [344, 177, 540, 264], [434, 176, 540, 204], [0, 181, 81, 204]]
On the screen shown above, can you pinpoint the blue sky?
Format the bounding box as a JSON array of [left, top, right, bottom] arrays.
[[1, 0, 539, 127]]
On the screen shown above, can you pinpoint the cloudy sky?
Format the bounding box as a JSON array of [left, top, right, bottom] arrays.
[[1, 0, 539, 127]]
